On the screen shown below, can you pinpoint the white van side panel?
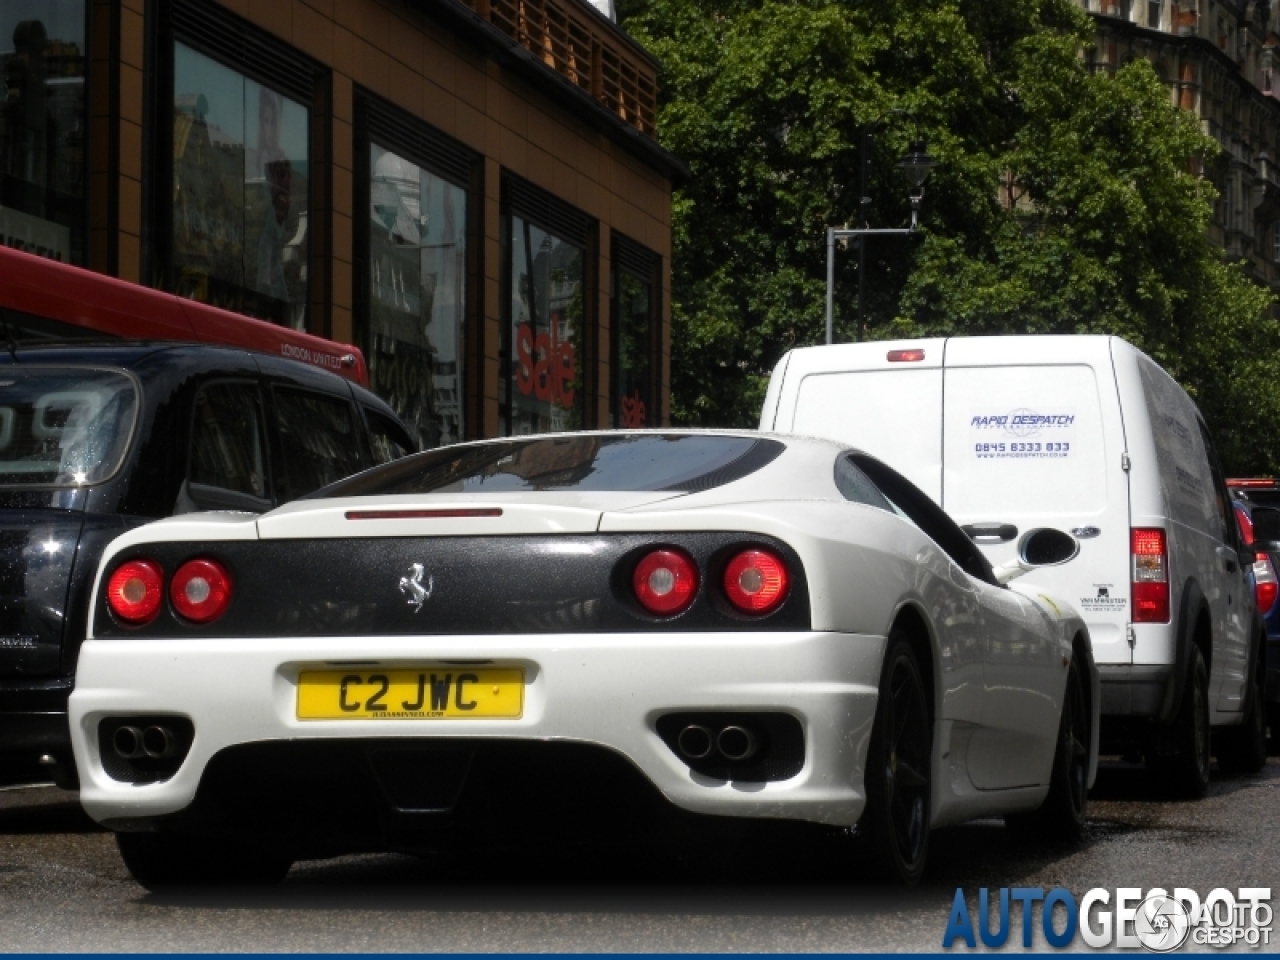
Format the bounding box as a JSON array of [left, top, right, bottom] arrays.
[[772, 340, 947, 502], [1132, 350, 1248, 710], [942, 336, 1133, 669], [759, 352, 791, 430]]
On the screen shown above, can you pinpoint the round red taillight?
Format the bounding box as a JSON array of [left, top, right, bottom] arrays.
[[723, 548, 789, 614], [633, 549, 699, 616], [170, 558, 232, 624], [106, 559, 164, 625]]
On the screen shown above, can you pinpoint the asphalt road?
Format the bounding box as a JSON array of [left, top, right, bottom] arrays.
[[1, 760, 1277, 953]]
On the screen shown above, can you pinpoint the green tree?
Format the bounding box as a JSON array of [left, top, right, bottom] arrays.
[[620, 0, 1278, 472]]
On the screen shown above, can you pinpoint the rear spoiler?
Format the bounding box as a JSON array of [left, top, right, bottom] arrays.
[[0, 245, 368, 386]]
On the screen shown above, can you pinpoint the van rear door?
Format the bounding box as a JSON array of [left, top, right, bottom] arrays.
[[769, 339, 946, 502], [941, 337, 1132, 667]]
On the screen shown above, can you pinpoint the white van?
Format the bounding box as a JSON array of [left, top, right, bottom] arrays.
[[761, 335, 1268, 795]]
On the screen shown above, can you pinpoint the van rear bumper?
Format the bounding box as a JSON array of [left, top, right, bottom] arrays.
[[1098, 664, 1175, 719]]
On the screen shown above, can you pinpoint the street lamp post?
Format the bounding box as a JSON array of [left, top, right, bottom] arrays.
[[825, 139, 937, 345]]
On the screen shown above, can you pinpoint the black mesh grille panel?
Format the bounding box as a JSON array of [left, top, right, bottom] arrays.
[[613, 232, 660, 280], [503, 173, 592, 246], [359, 89, 478, 187], [171, 0, 322, 102]]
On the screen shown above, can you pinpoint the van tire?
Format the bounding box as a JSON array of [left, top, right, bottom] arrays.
[[1216, 659, 1267, 775], [1149, 646, 1210, 799], [1006, 656, 1089, 840]]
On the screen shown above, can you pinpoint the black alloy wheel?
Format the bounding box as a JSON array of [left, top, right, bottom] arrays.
[[1150, 646, 1210, 799], [117, 830, 293, 890], [1006, 654, 1089, 840], [861, 632, 931, 885], [1216, 637, 1268, 775]]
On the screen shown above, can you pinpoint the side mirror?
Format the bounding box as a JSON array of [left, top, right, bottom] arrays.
[[993, 528, 1081, 585]]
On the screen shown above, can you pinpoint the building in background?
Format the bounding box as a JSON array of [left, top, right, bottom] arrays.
[[1084, 0, 1280, 305], [0, 0, 684, 449]]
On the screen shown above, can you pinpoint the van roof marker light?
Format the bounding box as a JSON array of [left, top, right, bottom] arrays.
[[345, 508, 504, 520], [887, 349, 925, 362]]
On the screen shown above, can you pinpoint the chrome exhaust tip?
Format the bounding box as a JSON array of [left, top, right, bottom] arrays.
[[717, 725, 758, 761], [112, 725, 146, 760], [676, 724, 714, 760], [141, 725, 178, 760]]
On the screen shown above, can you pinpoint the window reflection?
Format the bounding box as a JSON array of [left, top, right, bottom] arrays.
[[169, 43, 309, 329], [613, 268, 653, 427], [0, 1, 86, 265], [504, 215, 584, 435], [367, 144, 466, 449]]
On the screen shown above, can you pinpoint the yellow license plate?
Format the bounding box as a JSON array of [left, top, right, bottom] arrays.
[[297, 668, 523, 720]]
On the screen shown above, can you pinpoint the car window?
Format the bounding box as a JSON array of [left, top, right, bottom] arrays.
[[0, 367, 138, 487], [179, 380, 271, 513], [850, 452, 998, 586], [834, 454, 894, 512], [313, 434, 785, 498], [272, 387, 364, 502], [363, 406, 415, 466]]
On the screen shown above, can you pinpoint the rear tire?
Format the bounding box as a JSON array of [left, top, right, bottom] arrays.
[[1216, 648, 1267, 775], [1149, 646, 1210, 799], [859, 632, 931, 885], [1006, 654, 1089, 840], [116, 831, 292, 890]]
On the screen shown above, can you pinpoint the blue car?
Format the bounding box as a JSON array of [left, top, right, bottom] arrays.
[[1229, 487, 1280, 754]]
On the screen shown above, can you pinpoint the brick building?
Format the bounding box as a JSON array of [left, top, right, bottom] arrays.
[[0, 0, 685, 448], [1084, 0, 1280, 303]]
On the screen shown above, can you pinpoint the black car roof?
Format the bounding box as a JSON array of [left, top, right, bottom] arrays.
[[0, 340, 404, 422]]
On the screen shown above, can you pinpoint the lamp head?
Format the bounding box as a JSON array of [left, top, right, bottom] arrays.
[[898, 140, 937, 192]]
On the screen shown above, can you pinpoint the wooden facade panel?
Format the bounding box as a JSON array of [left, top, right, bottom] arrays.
[[84, 0, 675, 439]]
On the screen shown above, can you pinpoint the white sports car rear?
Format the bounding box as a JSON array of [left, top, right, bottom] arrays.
[[70, 431, 1098, 887]]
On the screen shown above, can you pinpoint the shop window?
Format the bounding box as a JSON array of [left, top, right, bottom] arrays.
[[354, 92, 478, 451], [366, 144, 467, 448], [0, 0, 87, 265], [168, 43, 310, 328], [1273, 222, 1280, 263], [501, 176, 593, 436], [152, 0, 326, 334], [611, 234, 660, 428]]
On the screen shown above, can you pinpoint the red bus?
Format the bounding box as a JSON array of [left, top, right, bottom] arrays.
[[0, 245, 368, 386]]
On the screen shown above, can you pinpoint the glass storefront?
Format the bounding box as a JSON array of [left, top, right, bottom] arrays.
[[0, 0, 86, 265], [169, 43, 310, 329], [612, 262, 656, 427], [367, 143, 467, 449], [504, 214, 585, 435]]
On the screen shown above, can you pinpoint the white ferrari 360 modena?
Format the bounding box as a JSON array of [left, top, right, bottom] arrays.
[[70, 431, 1099, 887]]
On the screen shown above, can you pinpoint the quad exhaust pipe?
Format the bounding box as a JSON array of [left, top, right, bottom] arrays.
[[112, 724, 180, 760], [676, 722, 758, 763]]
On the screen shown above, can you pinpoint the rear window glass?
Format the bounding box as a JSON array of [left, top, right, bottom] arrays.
[[314, 434, 784, 497], [0, 367, 138, 487]]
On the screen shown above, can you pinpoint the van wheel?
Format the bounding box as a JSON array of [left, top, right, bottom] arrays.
[[859, 633, 931, 885], [1149, 646, 1210, 799], [1216, 656, 1267, 775], [117, 831, 292, 890], [1006, 655, 1089, 840]]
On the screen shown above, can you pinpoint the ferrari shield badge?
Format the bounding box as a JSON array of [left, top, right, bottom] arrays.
[[398, 563, 434, 612]]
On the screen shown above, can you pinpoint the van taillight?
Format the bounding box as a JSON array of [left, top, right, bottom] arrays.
[[1253, 555, 1279, 616], [887, 349, 925, 362], [1132, 528, 1169, 623]]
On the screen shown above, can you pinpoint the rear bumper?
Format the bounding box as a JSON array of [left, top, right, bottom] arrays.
[[70, 630, 885, 832], [1098, 664, 1175, 719]]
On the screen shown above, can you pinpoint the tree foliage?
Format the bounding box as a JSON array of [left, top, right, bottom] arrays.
[[619, 0, 1277, 473]]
